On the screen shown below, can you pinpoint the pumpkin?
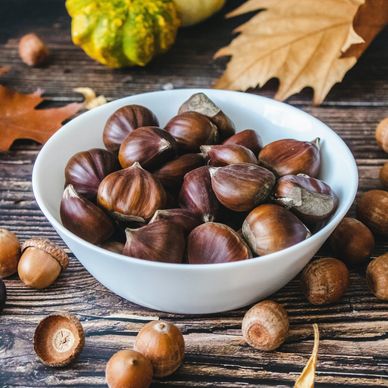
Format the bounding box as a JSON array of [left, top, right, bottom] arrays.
[[65, 0, 180, 68], [173, 0, 225, 26]]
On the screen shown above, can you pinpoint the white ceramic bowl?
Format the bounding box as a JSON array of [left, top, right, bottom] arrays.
[[32, 89, 358, 314]]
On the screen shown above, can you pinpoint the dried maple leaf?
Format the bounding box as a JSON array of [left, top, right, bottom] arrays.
[[0, 85, 82, 151], [214, 0, 388, 104], [294, 324, 320, 388]]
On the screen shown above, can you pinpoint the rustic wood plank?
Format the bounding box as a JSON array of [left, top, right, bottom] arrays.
[[0, 0, 387, 387]]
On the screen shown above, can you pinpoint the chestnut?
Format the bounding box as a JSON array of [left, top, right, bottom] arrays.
[[118, 126, 177, 169], [178, 92, 235, 140], [100, 241, 125, 254], [150, 208, 202, 235], [201, 144, 258, 166], [60, 184, 115, 245], [103, 105, 159, 152], [153, 153, 205, 190], [209, 164, 276, 212], [165, 111, 218, 152], [273, 174, 338, 225], [223, 129, 263, 154], [18, 239, 69, 289], [329, 217, 375, 266], [357, 190, 388, 237], [0, 228, 21, 278], [123, 220, 185, 263], [97, 162, 167, 223], [134, 320, 185, 378], [187, 222, 251, 264], [179, 166, 220, 222], [242, 204, 311, 255], [64, 148, 119, 199], [105, 349, 153, 388], [258, 138, 321, 177]]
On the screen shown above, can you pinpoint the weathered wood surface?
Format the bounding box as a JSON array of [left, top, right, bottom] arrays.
[[0, 1, 387, 387]]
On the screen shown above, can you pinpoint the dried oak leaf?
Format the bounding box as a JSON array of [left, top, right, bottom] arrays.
[[214, 0, 388, 104], [294, 323, 320, 388], [0, 85, 82, 151]]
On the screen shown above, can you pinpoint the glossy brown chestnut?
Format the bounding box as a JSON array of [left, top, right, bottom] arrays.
[[258, 138, 321, 177], [64, 148, 118, 200], [179, 166, 219, 222], [209, 164, 276, 212], [187, 222, 251, 264], [223, 129, 263, 154], [165, 111, 218, 152], [97, 162, 167, 223], [273, 174, 338, 225], [118, 126, 177, 169], [150, 208, 202, 235], [153, 153, 205, 190], [242, 204, 311, 256], [329, 217, 375, 266], [201, 144, 258, 167], [357, 190, 388, 237], [123, 220, 185, 263], [100, 241, 125, 254], [60, 185, 115, 244], [103, 104, 159, 152], [178, 92, 235, 140]]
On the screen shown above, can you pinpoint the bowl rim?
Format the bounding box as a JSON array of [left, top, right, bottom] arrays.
[[32, 88, 358, 271]]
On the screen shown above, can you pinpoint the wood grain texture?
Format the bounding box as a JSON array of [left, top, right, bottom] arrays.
[[0, 0, 387, 387]]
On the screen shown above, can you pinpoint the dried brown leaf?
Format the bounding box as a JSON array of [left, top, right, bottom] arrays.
[[294, 323, 320, 388], [214, 0, 388, 104], [0, 85, 82, 151]]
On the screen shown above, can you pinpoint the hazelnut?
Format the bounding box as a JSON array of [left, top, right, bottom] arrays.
[[357, 190, 388, 237], [34, 313, 84, 367], [106, 349, 153, 388], [375, 117, 388, 153], [329, 217, 375, 266], [18, 239, 69, 289], [0, 228, 21, 278], [380, 162, 388, 189], [301, 258, 349, 305], [242, 300, 289, 351], [0, 278, 6, 313], [366, 253, 388, 301], [18, 33, 49, 66], [134, 320, 185, 378]]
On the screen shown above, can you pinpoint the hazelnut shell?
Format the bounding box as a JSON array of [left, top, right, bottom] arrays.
[[0, 228, 21, 278], [34, 314, 85, 367], [22, 239, 69, 270], [366, 253, 388, 301], [375, 117, 388, 153]]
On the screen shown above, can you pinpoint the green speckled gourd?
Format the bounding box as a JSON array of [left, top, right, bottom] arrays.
[[66, 0, 180, 68]]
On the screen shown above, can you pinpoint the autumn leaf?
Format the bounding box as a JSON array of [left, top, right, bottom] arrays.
[[294, 324, 320, 388], [0, 85, 82, 151], [214, 0, 388, 104]]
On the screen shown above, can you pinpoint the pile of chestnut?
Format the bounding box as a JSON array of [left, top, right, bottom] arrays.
[[60, 92, 339, 264]]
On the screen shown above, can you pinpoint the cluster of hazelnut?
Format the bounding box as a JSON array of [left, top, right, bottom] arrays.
[[0, 229, 69, 314], [32, 311, 184, 388], [60, 92, 340, 264]]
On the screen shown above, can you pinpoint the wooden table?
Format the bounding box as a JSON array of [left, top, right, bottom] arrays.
[[1, 1, 387, 386]]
